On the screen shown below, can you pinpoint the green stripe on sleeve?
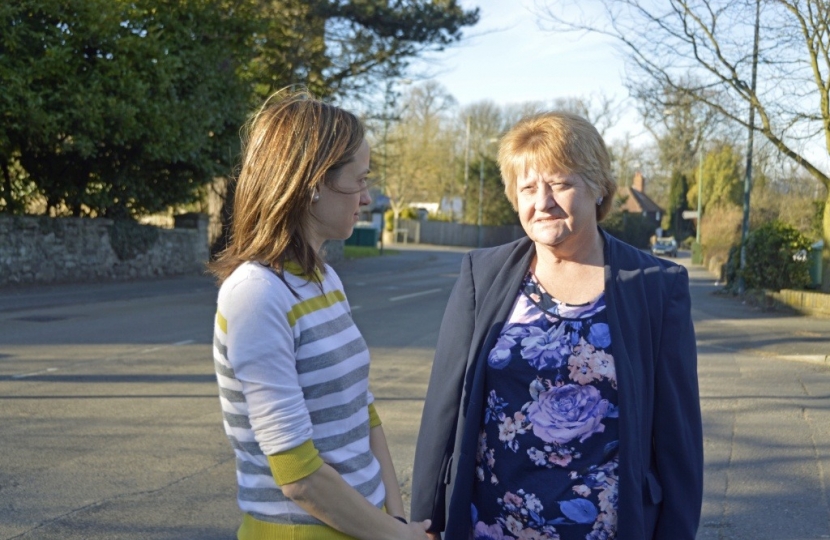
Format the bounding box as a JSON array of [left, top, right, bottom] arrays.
[[286, 290, 347, 327], [367, 403, 382, 428], [267, 439, 324, 485], [216, 311, 227, 334]]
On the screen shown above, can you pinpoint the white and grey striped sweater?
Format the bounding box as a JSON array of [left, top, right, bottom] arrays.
[[213, 261, 384, 526]]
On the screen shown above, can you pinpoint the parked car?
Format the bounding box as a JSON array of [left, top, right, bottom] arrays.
[[651, 237, 678, 257]]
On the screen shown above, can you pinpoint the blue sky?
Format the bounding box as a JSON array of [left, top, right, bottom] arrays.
[[409, 0, 829, 178], [412, 0, 645, 143]]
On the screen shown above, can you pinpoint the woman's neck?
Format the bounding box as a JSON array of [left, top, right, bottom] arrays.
[[534, 227, 604, 268], [531, 230, 605, 305]]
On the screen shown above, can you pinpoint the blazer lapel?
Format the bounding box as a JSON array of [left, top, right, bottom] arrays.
[[446, 239, 535, 538]]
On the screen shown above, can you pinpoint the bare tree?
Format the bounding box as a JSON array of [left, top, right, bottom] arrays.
[[384, 81, 458, 223], [537, 0, 830, 288]]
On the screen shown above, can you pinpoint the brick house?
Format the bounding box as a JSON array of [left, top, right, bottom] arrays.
[[619, 171, 663, 224]]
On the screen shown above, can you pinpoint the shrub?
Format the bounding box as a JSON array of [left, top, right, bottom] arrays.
[[384, 209, 394, 232], [602, 211, 658, 249], [731, 220, 812, 291], [109, 219, 159, 261], [399, 206, 419, 220]]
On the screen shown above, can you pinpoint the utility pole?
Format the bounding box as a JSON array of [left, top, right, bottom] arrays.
[[739, 0, 761, 294], [696, 151, 703, 245], [478, 155, 484, 248], [463, 116, 470, 222]]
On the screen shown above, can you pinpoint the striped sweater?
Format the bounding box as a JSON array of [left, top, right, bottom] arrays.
[[213, 261, 384, 539]]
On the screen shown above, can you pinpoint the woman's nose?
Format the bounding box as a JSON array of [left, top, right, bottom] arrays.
[[359, 187, 372, 206], [535, 185, 555, 211]]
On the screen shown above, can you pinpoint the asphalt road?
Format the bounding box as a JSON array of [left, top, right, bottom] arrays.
[[0, 245, 828, 539]]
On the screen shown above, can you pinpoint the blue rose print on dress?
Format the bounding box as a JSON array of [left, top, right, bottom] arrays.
[[526, 384, 609, 445], [489, 325, 529, 369], [587, 323, 611, 349], [473, 274, 619, 540], [521, 324, 571, 370]]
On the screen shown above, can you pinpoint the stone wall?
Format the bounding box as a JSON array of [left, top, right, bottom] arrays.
[[0, 214, 209, 287]]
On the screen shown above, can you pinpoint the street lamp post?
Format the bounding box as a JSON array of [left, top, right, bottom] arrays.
[[738, 0, 761, 294], [696, 151, 702, 245]]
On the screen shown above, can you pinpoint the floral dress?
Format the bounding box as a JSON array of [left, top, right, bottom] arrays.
[[471, 273, 619, 540]]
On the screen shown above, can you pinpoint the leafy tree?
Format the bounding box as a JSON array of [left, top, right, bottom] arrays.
[[462, 155, 518, 227], [688, 142, 744, 212], [1, 0, 255, 217], [667, 170, 691, 239], [249, 0, 480, 101], [1, 0, 479, 222]]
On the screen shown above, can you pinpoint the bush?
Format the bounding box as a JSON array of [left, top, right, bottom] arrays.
[[601, 211, 658, 249], [729, 220, 812, 291], [109, 219, 159, 261], [384, 209, 394, 232], [399, 207, 419, 220]]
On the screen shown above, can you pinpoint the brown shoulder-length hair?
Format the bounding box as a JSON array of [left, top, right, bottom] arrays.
[[208, 88, 365, 284], [497, 111, 617, 222]]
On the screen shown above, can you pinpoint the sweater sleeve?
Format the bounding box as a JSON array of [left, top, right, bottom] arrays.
[[411, 252, 477, 531], [653, 266, 703, 538], [268, 439, 325, 485], [220, 269, 314, 455]]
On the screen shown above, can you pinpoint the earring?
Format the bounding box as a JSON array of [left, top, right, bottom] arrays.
[[596, 196, 603, 206], [312, 193, 320, 203]]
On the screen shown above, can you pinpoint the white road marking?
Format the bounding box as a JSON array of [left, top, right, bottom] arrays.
[[10, 339, 197, 380], [13, 367, 58, 379], [389, 289, 442, 302]]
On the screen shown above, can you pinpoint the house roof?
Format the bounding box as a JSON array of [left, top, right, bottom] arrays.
[[621, 186, 664, 214]]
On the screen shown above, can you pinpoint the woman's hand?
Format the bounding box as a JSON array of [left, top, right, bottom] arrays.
[[404, 519, 432, 540]]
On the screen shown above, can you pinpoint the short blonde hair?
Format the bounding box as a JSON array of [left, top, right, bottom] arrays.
[[209, 88, 365, 283], [497, 111, 617, 221]]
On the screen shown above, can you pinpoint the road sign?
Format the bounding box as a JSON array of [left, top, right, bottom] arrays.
[[682, 210, 699, 219]]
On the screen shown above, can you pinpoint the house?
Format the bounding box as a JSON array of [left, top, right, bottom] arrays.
[[619, 171, 663, 224]]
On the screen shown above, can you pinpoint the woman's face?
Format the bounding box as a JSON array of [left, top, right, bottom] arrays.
[[307, 139, 372, 251], [516, 168, 598, 250]]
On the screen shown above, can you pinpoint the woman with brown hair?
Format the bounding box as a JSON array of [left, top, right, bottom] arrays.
[[411, 111, 702, 540], [210, 88, 431, 540]]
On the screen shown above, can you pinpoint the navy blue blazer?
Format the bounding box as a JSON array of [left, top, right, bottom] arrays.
[[411, 231, 703, 540]]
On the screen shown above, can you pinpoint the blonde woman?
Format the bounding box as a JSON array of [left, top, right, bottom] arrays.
[[210, 89, 431, 540], [411, 112, 702, 540]]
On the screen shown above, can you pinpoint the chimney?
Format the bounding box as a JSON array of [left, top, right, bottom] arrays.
[[632, 171, 645, 193]]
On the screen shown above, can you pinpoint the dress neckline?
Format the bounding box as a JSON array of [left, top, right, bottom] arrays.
[[523, 271, 605, 319]]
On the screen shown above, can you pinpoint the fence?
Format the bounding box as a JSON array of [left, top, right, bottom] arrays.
[[392, 219, 525, 248]]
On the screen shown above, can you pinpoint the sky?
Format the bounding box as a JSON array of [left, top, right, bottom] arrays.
[[411, 0, 646, 144]]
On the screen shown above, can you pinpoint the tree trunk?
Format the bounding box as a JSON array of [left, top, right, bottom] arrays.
[[211, 178, 235, 258], [822, 190, 830, 292]]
